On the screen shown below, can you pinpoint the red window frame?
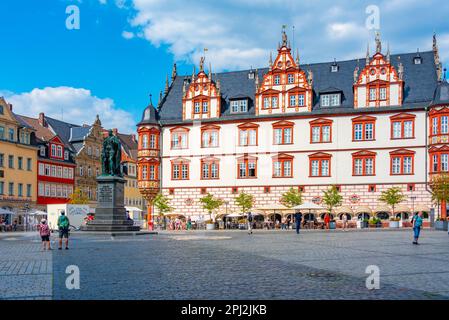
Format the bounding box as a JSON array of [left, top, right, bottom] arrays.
[[237, 156, 258, 179], [201, 125, 220, 148], [200, 158, 220, 180], [309, 118, 333, 143], [390, 113, 416, 140], [139, 162, 159, 181], [389, 149, 415, 175], [429, 146, 449, 173], [352, 116, 376, 141], [429, 108, 449, 137], [272, 154, 294, 178], [272, 121, 294, 145], [262, 94, 279, 110], [352, 151, 376, 176], [193, 98, 210, 114], [170, 127, 189, 150], [171, 159, 190, 180], [308, 153, 332, 177], [238, 123, 259, 146], [368, 83, 388, 101]]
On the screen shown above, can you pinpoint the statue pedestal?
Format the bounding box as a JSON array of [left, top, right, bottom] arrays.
[[81, 175, 140, 232]]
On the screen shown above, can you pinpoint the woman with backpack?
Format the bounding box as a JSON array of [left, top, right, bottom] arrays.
[[38, 219, 51, 251]]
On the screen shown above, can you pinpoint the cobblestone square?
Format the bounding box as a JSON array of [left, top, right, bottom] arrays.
[[1, 229, 448, 300]]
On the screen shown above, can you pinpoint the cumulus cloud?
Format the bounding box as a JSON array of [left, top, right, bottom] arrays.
[[0, 87, 136, 134], [111, 0, 449, 71], [122, 30, 135, 39]]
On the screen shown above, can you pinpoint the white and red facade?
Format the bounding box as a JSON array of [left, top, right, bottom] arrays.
[[138, 32, 446, 221], [37, 136, 75, 205]]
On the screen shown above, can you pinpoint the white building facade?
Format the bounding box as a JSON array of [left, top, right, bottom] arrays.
[[137, 31, 447, 221]]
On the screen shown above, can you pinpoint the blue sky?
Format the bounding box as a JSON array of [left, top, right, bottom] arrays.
[[1, 0, 449, 133]]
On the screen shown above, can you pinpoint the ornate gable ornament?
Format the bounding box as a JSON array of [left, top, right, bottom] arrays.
[[182, 57, 221, 120], [255, 28, 313, 115], [354, 33, 404, 109]]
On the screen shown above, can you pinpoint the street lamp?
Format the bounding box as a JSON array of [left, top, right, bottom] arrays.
[[410, 195, 417, 217]]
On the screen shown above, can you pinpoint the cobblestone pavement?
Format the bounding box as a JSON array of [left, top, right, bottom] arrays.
[[1, 229, 448, 300]]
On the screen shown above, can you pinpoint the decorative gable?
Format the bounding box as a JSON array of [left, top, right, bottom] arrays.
[[354, 33, 404, 108], [182, 60, 221, 120], [255, 28, 313, 115]]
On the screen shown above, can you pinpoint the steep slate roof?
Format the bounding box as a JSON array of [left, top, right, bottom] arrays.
[[69, 126, 91, 142], [431, 79, 449, 106], [157, 51, 438, 125], [45, 116, 80, 148]]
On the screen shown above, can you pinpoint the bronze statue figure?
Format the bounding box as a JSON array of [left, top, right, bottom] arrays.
[[101, 130, 122, 176]]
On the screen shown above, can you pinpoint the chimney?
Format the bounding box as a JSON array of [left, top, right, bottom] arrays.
[[113, 128, 118, 136], [39, 112, 46, 127], [8, 104, 13, 111]]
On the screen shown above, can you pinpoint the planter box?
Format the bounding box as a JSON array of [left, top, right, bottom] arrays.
[[206, 223, 216, 230], [368, 224, 376, 228], [435, 221, 448, 231], [329, 222, 336, 229], [389, 221, 400, 228]]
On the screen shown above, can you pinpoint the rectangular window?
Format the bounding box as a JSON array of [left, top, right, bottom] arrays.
[[0, 153, 3, 167], [202, 101, 208, 113], [51, 144, 56, 157], [321, 95, 330, 107], [8, 128, 14, 141], [18, 157, 23, 170], [27, 158, 32, 171], [298, 94, 304, 106], [288, 74, 294, 84], [310, 156, 331, 177], [8, 182, 14, 196], [231, 100, 247, 113], [289, 95, 297, 107], [0, 181, 3, 195], [392, 122, 401, 138], [369, 88, 377, 101], [311, 126, 320, 143], [273, 159, 292, 178], [273, 126, 293, 145], [274, 75, 280, 85], [263, 97, 269, 109], [171, 131, 188, 149], [202, 130, 219, 148], [239, 128, 257, 146], [442, 116, 448, 134], [433, 154, 439, 172], [172, 163, 189, 180], [379, 87, 387, 100], [322, 126, 331, 142], [354, 124, 363, 140], [194, 102, 200, 113], [311, 160, 319, 176], [8, 155, 14, 168], [18, 182, 23, 196], [271, 97, 278, 108], [238, 159, 257, 178], [403, 121, 413, 138], [354, 158, 363, 175], [40, 146, 46, 157], [149, 165, 155, 180], [392, 157, 401, 174], [442, 154, 449, 172], [433, 117, 438, 135], [391, 153, 414, 175], [365, 123, 374, 140], [353, 120, 375, 141]]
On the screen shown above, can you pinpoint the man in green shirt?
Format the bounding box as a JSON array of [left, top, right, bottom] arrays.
[[57, 211, 70, 250]]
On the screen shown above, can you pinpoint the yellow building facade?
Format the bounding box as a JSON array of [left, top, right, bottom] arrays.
[[0, 97, 38, 222]]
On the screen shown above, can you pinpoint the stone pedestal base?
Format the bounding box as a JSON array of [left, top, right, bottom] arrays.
[[81, 175, 140, 232]]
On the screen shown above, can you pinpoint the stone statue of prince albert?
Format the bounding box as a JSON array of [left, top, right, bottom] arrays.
[[101, 129, 122, 177]]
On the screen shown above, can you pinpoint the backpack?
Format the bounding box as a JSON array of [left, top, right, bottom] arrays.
[[59, 215, 69, 228], [40, 224, 50, 236]]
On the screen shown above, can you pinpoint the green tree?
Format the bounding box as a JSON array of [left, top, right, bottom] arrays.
[[280, 187, 303, 208], [429, 173, 449, 220], [322, 185, 343, 216], [234, 191, 254, 215], [68, 188, 89, 204], [153, 193, 174, 229], [378, 187, 406, 219], [200, 193, 223, 221]]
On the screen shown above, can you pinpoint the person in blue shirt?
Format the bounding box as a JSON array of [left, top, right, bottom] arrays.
[[412, 211, 423, 245]]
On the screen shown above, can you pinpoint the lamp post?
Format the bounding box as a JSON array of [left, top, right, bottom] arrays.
[[410, 195, 417, 217]]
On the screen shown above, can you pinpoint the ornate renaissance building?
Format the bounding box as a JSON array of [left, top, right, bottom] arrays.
[[137, 31, 447, 223]]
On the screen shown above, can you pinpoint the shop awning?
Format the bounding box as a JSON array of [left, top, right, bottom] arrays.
[[394, 205, 411, 213], [413, 204, 430, 212], [374, 205, 391, 213], [354, 206, 372, 214], [334, 206, 354, 215]]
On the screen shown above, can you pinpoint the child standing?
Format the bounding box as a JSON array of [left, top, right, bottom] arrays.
[[38, 219, 51, 250]]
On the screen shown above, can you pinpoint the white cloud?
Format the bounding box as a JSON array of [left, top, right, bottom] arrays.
[[0, 87, 136, 134], [122, 30, 135, 39], [112, 0, 449, 71]]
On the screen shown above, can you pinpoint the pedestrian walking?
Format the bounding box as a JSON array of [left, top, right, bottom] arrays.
[[324, 213, 331, 230], [38, 219, 51, 251], [412, 211, 423, 245], [342, 214, 348, 231], [12, 220, 17, 232], [247, 212, 253, 234], [57, 211, 70, 250], [294, 211, 303, 234], [186, 217, 192, 230]]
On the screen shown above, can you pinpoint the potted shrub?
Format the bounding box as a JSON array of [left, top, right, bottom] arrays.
[[435, 218, 449, 231], [389, 217, 400, 228], [375, 218, 382, 228], [368, 218, 377, 228], [204, 219, 215, 230]]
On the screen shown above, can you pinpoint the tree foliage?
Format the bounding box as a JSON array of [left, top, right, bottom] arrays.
[[378, 187, 406, 215], [322, 185, 343, 213], [200, 193, 223, 216], [153, 193, 174, 216], [68, 188, 89, 204], [234, 192, 254, 214], [280, 187, 303, 208], [429, 174, 449, 219]]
